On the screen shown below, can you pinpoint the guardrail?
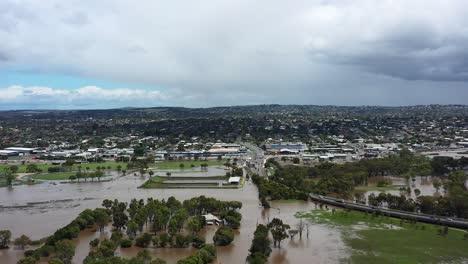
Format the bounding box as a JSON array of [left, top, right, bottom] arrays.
[[309, 194, 468, 229]]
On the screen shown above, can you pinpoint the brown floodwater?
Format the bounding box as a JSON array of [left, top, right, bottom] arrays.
[[364, 176, 445, 199], [0, 175, 346, 263]]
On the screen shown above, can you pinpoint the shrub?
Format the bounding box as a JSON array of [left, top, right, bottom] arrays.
[[120, 239, 132, 248], [135, 233, 152, 248], [89, 238, 99, 247], [213, 227, 234, 246]]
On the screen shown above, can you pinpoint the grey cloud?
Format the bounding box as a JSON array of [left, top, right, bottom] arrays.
[[1, 0, 468, 109]]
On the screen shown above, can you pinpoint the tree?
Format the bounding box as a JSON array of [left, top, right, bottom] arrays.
[[127, 221, 139, 238], [213, 226, 234, 246], [268, 218, 290, 248], [0, 230, 12, 249], [135, 233, 152, 248], [247, 224, 271, 264], [48, 259, 64, 264], [6, 172, 15, 186], [149, 170, 154, 178], [14, 235, 32, 249], [94, 209, 110, 232], [414, 189, 421, 197], [134, 146, 145, 156], [9, 165, 19, 174], [55, 240, 75, 264], [26, 164, 39, 173], [186, 217, 203, 235], [433, 180, 442, 192], [17, 257, 37, 264]]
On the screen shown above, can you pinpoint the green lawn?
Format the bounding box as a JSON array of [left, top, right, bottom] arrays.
[[31, 172, 76, 180], [297, 210, 468, 263], [151, 160, 225, 169], [0, 164, 57, 173], [0, 162, 127, 173]]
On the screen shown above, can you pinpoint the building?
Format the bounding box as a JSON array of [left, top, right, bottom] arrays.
[[202, 213, 221, 225], [267, 142, 307, 153], [0, 150, 19, 157], [228, 176, 241, 184], [4, 147, 36, 154]]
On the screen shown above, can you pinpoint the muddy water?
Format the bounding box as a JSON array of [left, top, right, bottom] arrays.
[[364, 176, 443, 199], [0, 175, 346, 263], [153, 166, 228, 177]]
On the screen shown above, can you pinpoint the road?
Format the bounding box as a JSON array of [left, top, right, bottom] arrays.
[[242, 142, 266, 176], [309, 193, 468, 229]]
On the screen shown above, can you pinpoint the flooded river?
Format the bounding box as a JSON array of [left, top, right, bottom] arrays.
[[0, 175, 346, 263]]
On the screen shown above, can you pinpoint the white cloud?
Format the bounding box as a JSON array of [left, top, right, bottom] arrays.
[[0, 85, 171, 109], [1, 0, 468, 108]]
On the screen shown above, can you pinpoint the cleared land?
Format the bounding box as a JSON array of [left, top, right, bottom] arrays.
[[297, 209, 468, 263]]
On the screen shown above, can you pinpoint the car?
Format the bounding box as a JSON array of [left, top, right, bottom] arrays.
[[446, 218, 454, 221]]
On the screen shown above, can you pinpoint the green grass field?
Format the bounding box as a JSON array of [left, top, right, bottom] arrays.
[[151, 160, 225, 169], [0, 162, 127, 173], [31, 172, 76, 180], [297, 210, 468, 263]]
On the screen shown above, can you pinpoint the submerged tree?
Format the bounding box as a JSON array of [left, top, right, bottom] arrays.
[[268, 218, 290, 248]]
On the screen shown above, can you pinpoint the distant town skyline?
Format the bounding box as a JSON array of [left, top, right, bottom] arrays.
[[1, 0, 468, 109]]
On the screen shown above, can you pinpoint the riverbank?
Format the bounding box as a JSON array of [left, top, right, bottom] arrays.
[[297, 209, 468, 263]]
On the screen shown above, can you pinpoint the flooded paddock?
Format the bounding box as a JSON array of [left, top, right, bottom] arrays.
[[363, 176, 446, 199], [0, 175, 347, 263]]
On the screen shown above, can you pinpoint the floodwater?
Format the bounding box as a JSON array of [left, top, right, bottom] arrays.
[[0, 174, 346, 263], [363, 176, 442, 200], [152, 166, 228, 177]]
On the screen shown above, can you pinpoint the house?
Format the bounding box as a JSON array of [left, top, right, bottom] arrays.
[[202, 213, 221, 225], [228, 176, 241, 184]]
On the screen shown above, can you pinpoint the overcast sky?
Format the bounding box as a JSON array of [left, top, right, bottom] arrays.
[[1, 0, 468, 109]]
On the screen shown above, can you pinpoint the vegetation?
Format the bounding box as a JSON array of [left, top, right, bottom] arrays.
[[246, 224, 272, 264], [267, 218, 290, 248], [298, 209, 468, 263], [213, 226, 234, 246], [252, 174, 308, 208], [0, 230, 11, 249], [365, 171, 468, 218], [18, 196, 241, 263], [14, 235, 32, 250], [0, 162, 127, 174], [176, 243, 216, 264]]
